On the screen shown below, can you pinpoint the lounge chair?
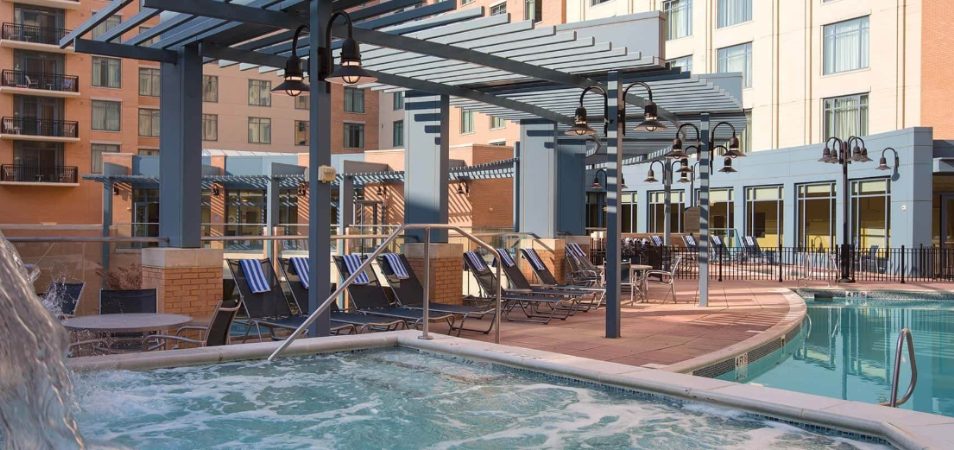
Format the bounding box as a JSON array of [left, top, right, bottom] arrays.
[[332, 254, 458, 332], [143, 298, 243, 350], [376, 253, 495, 334], [646, 255, 683, 303], [650, 235, 664, 247], [495, 248, 603, 311], [463, 251, 576, 324], [564, 242, 601, 285], [227, 258, 356, 341], [43, 281, 84, 318], [279, 257, 405, 333], [521, 247, 597, 288], [100, 288, 157, 314], [742, 236, 775, 263]]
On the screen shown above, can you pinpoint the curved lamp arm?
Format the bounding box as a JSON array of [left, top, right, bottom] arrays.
[[323, 11, 356, 79], [878, 147, 900, 171], [578, 86, 609, 134]]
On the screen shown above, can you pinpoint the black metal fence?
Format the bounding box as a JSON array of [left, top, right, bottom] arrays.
[[1, 22, 71, 46], [1, 117, 79, 138], [0, 164, 77, 183], [1, 70, 79, 92], [590, 244, 954, 284]]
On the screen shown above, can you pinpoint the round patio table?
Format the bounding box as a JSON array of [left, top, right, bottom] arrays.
[[62, 313, 192, 333], [628, 264, 653, 304]]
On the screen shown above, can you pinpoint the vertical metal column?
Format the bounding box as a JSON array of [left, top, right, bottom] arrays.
[[307, 0, 332, 336], [698, 114, 711, 307], [404, 92, 450, 243], [512, 143, 520, 232], [158, 44, 202, 248], [663, 166, 672, 246], [265, 175, 280, 260], [605, 71, 621, 338], [101, 180, 113, 272]]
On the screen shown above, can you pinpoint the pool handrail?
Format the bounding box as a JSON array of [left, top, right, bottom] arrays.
[[881, 328, 918, 408], [268, 223, 505, 361]]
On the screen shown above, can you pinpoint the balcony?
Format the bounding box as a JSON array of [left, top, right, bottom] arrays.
[[0, 70, 79, 98], [0, 164, 78, 185], [0, 117, 79, 142], [0, 23, 72, 53]]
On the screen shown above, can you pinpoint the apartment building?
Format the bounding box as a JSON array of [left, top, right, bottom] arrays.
[[0, 0, 378, 228], [567, 0, 951, 150]]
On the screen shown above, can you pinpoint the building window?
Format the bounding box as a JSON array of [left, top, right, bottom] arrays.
[[490, 2, 507, 15], [225, 190, 266, 239], [91, 100, 120, 131], [664, 0, 691, 40], [460, 109, 475, 134], [717, 0, 752, 28], [138, 108, 160, 137], [490, 116, 506, 129], [138, 68, 160, 96], [586, 192, 607, 229], [745, 185, 784, 248], [91, 15, 120, 39], [823, 93, 868, 139], [132, 188, 160, 241], [90, 143, 119, 174], [392, 92, 404, 110], [344, 123, 365, 149], [295, 120, 309, 146], [344, 87, 365, 113], [621, 192, 637, 233], [717, 42, 752, 88], [823, 16, 869, 75], [202, 75, 218, 102], [295, 95, 309, 110], [648, 190, 685, 233], [591, 0, 611, 4], [797, 183, 836, 249], [138, 148, 159, 156], [851, 178, 890, 250], [202, 114, 218, 141], [91, 57, 121, 88], [461, 0, 474, 4], [706, 189, 735, 242], [248, 80, 271, 107], [524, 0, 542, 22], [668, 55, 692, 72], [392, 120, 404, 147], [248, 117, 272, 144], [137, 26, 161, 46]]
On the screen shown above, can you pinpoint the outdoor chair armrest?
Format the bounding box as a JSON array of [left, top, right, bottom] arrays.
[[143, 334, 204, 351], [174, 325, 209, 338], [645, 270, 674, 282]]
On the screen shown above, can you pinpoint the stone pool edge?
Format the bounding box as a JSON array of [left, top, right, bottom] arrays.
[[68, 330, 953, 450]]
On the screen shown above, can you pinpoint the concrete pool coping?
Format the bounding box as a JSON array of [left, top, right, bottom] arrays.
[[69, 330, 953, 450], [663, 288, 807, 375]]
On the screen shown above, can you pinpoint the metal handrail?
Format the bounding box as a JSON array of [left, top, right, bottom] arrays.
[[268, 223, 504, 361], [881, 328, 918, 407], [4, 236, 167, 244]]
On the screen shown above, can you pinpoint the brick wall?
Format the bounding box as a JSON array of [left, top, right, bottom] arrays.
[[922, 0, 954, 139], [141, 266, 223, 319], [405, 256, 463, 305]]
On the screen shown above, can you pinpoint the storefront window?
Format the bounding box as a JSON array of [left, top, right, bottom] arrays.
[[851, 179, 890, 250], [648, 190, 685, 234], [585, 192, 606, 229], [797, 183, 836, 250], [745, 186, 783, 248], [699, 188, 734, 243], [621, 192, 637, 233], [226, 190, 266, 238]]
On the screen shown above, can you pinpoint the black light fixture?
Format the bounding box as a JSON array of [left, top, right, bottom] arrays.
[[112, 184, 120, 196], [629, 85, 666, 132], [456, 178, 470, 195], [722, 133, 745, 158], [677, 172, 691, 183], [212, 185, 221, 197], [273, 25, 310, 97], [718, 156, 737, 173], [591, 173, 602, 189], [376, 184, 385, 196], [297, 181, 308, 197], [851, 138, 871, 163], [323, 12, 376, 86], [818, 145, 833, 163], [877, 147, 900, 171], [565, 86, 606, 137]]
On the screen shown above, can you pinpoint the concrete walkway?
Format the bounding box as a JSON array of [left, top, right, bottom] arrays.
[[467, 280, 799, 369]]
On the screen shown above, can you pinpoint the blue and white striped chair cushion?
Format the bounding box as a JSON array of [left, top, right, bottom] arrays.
[[382, 253, 410, 280], [495, 248, 516, 267], [342, 254, 370, 285], [522, 249, 546, 271], [464, 251, 488, 272], [290, 257, 310, 290], [567, 243, 586, 258], [240, 259, 270, 294]]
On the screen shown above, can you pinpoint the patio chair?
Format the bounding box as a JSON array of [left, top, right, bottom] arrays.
[[564, 242, 601, 285], [860, 245, 886, 274], [43, 281, 84, 318], [377, 253, 495, 334], [142, 298, 243, 351], [100, 289, 157, 314], [645, 255, 683, 303], [279, 257, 403, 333], [650, 235, 664, 247], [741, 236, 774, 263], [463, 250, 577, 324], [227, 258, 355, 341], [495, 247, 603, 311], [332, 254, 458, 332]]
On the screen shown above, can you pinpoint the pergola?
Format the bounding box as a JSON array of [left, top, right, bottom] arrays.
[[63, 0, 743, 337]]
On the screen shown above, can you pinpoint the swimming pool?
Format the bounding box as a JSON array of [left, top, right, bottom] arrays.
[[73, 348, 886, 449], [723, 295, 954, 418]]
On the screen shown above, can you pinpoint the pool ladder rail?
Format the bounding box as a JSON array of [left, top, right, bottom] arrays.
[[881, 328, 918, 408]]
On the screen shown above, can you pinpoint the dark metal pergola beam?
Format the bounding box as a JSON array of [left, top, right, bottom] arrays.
[[74, 38, 178, 63], [59, 0, 134, 47], [96, 7, 160, 43]]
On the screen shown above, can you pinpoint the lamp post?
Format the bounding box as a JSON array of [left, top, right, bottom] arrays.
[[591, 167, 626, 238], [643, 159, 684, 245], [648, 117, 742, 307], [566, 77, 664, 338], [818, 136, 871, 283]]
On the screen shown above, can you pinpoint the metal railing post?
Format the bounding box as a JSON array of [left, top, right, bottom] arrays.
[[718, 244, 723, 282], [778, 243, 783, 283], [901, 245, 906, 284], [420, 227, 432, 340]]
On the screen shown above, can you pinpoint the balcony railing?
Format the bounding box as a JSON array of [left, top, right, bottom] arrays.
[[1, 117, 78, 138], [1, 23, 71, 46], [1, 70, 78, 92], [0, 164, 77, 183]]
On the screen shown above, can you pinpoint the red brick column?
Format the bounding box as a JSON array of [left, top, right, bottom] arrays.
[[405, 243, 463, 305], [141, 248, 224, 320]]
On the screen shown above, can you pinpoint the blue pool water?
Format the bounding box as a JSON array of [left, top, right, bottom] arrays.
[[726, 296, 954, 418], [73, 349, 885, 449]]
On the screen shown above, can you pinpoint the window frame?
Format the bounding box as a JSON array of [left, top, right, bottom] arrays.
[[716, 0, 753, 29], [717, 42, 753, 88], [392, 119, 404, 147], [295, 120, 309, 146], [137, 108, 160, 137], [822, 16, 870, 75], [822, 93, 869, 139], [91, 56, 121, 88], [489, 2, 507, 15], [202, 75, 218, 103], [202, 114, 218, 142], [247, 79, 272, 107], [664, 0, 692, 40], [91, 100, 121, 132], [343, 122, 365, 149], [460, 109, 475, 134], [138, 67, 160, 97], [343, 87, 365, 113], [90, 143, 119, 174], [247, 117, 272, 144]]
